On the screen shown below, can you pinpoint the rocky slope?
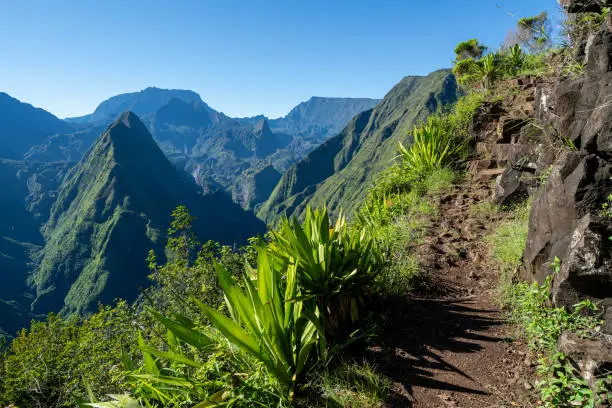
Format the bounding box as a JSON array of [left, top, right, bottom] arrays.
[[462, 3, 612, 395], [258, 69, 458, 223]]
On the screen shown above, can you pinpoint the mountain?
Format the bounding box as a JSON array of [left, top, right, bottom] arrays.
[[269, 96, 380, 144], [0, 159, 72, 335], [0, 93, 71, 159], [231, 164, 282, 210], [19, 89, 381, 210], [65, 87, 202, 125], [31, 112, 265, 316], [258, 70, 458, 223]]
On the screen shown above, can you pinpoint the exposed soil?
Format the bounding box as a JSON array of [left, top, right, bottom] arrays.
[[369, 177, 537, 408]]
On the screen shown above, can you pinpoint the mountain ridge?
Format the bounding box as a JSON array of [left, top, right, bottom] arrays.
[[258, 69, 458, 222]]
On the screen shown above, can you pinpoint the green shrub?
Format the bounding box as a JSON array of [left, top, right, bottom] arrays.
[[454, 38, 487, 61], [268, 207, 383, 342], [504, 272, 608, 407], [146, 206, 249, 325], [399, 114, 467, 178], [0, 302, 139, 408]]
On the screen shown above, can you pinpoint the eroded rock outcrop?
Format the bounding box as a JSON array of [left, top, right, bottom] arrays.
[[523, 14, 612, 330]]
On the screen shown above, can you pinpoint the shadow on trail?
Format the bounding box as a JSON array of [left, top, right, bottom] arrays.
[[367, 295, 506, 406]]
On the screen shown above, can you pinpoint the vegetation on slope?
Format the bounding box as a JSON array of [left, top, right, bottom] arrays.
[[2, 6, 610, 408], [32, 111, 265, 317], [258, 69, 458, 223]]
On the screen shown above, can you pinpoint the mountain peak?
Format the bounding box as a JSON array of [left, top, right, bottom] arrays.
[[66, 88, 204, 126], [113, 111, 149, 134]]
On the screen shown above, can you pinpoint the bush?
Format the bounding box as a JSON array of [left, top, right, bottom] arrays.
[[454, 38, 487, 61], [0, 302, 139, 408], [399, 113, 469, 179], [268, 207, 383, 342]]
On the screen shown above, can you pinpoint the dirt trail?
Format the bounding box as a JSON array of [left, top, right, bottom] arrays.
[[370, 177, 535, 408]]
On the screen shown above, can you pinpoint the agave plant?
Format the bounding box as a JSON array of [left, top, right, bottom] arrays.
[[399, 114, 466, 176], [198, 251, 325, 401], [505, 44, 525, 75], [267, 207, 382, 342], [474, 53, 501, 89], [139, 249, 325, 404]]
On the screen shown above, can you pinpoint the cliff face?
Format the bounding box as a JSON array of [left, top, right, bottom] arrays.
[[522, 16, 612, 322], [472, 7, 612, 335]]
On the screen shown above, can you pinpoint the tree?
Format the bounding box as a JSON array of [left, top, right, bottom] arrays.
[[504, 11, 552, 53], [454, 38, 487, 61]]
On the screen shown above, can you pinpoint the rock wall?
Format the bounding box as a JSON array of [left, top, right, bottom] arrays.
[[522, 12, 612, 330]]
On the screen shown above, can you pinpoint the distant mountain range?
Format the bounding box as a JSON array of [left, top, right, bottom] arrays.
[[0, 87, 380, 335], [0, 71, 456, 335], [24, 87, 380, 209]]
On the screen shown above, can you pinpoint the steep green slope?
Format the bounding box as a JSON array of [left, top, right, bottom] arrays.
[[32, 112, 265, 316], [0, 92, 71, 159], [258, 70, 457, 222], [231, 164, 282, 210], [0, 159, 71, 335]]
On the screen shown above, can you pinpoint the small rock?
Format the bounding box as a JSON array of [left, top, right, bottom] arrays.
[[523, 381, 533, 390]]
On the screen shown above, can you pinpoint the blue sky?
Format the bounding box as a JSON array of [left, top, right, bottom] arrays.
[[0, 0, 560, 119]]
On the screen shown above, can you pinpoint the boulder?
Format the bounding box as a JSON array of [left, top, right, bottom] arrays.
[[552, 213, 612, 307], [523, 153, 612, 284], [493, 165, 539, 206], [558, 332, 612, 394]]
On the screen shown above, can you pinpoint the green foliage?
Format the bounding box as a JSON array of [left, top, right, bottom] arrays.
[[502, 44, 525, 76], [0, 302, 140, 408], [316, 361, 392, 408], [357, 168, 454, 296], [562, 9, 610, 52], [501, 256, 607, 407], [600, 194, 612, 218], [399, 102, 474, 179], [454, 38, 487, 61], [505, 274, 600, 351], [140, 248, 324, 405], [486, 201, 530, 275], [536, 352, 603, 408], [268, 207, 382, 342], [146, 211, 247, 325], [399, 116, 456, 175]]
